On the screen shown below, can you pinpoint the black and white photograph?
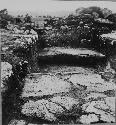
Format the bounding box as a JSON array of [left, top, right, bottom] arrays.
[[0, 0, 116, 124]]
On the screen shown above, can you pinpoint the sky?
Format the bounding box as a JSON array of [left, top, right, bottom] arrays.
[[0, 0, 116, 16]]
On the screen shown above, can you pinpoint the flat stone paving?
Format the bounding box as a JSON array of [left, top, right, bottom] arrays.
[[18, 66, 116, 124]]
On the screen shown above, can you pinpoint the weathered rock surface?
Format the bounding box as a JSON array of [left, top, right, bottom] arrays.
[[68, 73, 116, 92], [81, 98, 115, 123], [105, 97, 115, 113], [21, 96, 80, 121], [22, 100, 57, 121], [80, 114, 99, 124], [22, 74, 71, 98], [21, 73, 81, 122], [8, 119, 26, 125], [20, 69, 115, 124], [101, 31, 116, 42], [1, 62, 13, 93], [22, 96, 78, 121], [2, 62, 113, 124], [50, 96, 79, 111]]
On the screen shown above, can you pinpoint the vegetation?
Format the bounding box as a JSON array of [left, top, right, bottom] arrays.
[[1, 6, 116, 72], [1, 6, 116, 125], [1, 6, 116, 76]]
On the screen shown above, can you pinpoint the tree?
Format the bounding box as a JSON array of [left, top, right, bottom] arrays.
[[107, 13, 116, 23], [0, 19, 8, 29], [0, 9, 8, 15], [24, 14, 32, 23], [0, 9, 14, 28], [75, 6, 112, 19]]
